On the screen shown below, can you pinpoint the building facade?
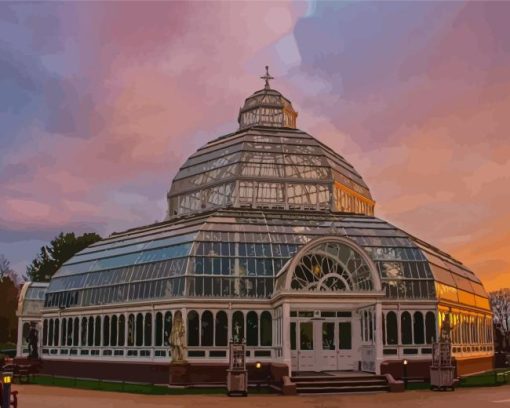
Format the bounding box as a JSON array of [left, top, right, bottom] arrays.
[[17, 73, 494, 381]]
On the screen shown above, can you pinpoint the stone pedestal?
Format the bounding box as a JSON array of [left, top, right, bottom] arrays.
[[169, 361, 191, 385]]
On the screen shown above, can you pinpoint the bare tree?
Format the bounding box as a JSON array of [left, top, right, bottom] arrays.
[[0, 254, 11, 279], [490, 289, 510, 351]]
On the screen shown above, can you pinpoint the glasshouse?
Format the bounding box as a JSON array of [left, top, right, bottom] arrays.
[[17, 70, 493, 383]]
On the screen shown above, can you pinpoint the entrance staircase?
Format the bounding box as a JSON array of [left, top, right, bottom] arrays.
[[290, 373, 390, 394]]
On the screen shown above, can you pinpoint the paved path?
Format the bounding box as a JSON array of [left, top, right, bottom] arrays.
[[11, 384, 510, 408]]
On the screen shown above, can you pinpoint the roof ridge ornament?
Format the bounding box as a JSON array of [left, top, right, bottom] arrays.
[[260, 65, 274, 90]]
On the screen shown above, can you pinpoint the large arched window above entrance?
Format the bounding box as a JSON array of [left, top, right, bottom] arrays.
[[284, 237, 380, 292]]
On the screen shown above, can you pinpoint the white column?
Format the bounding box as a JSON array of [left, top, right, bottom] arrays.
[[281, 302, 292, 375], [375, 302, 384, 374], [16, 319, 24, 357], [151, 311, 156, 358]]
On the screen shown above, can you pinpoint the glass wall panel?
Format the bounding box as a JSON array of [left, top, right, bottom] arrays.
[[426, 312, 436, 344], [73, 317, 79, 346], [144, 313, 152, 347], [187, 310, 199, 347], [103, 316, 110, 347], [164, 312, 172, 346], [49, 319, 54, 346], [128, 314, 135, 347], [42, 319, 48, 346], [246, 311, 258, 346], [118, 315, 126, 346], [413, 312, 424, 344], [155, 312, 163, 347], [111, 315, 118, 347], [232, 311, 244, 343], [339, 322, 352, 350], [215, 311, 228, 347], [260, 311, 272, 347], [61, 318, 67, 347], [67, 317, 72, 346], [87, 317, 94, 346], [136, 314, 143, 346], [95, 316, 101, 346], [201, 311, 213, 347], [80, 318, 87, 347], [401, 312, 412, 345]]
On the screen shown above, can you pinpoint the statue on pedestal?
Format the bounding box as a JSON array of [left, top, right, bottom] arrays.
[[169, 310, 186, 362]]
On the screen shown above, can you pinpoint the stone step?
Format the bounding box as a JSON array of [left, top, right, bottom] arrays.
[[291, 375, 386, 382], [293, 379, 387, 387], [297, 384, 389, 394]]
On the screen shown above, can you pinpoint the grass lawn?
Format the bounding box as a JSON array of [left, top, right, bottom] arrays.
[[405, 369, 510, 390], [30, 375, 273, 395]]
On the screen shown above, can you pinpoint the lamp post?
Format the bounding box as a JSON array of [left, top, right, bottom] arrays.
[[255, 361, 262, 392], [2, 371, 13, 408], [403, 359, 408, 389]]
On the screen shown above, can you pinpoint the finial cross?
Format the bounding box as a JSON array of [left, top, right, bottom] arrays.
[[260, 65, 274, 90]]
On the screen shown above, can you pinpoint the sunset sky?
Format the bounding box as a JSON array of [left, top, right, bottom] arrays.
[[1, 1, 509, 291]]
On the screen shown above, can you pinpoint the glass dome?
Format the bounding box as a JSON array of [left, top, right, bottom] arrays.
[[167, 128, 374, 218]]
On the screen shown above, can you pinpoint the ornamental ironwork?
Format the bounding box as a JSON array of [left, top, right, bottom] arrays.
[[290, 241, 374, 292]]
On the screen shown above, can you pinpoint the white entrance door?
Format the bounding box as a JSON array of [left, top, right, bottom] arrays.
[[298, 321, 315, 371], [318, 321, 337, 371], [291, 315, 355, 372]]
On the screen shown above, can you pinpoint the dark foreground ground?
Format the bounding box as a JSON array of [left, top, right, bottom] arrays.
[[11, 383, 510, 408]]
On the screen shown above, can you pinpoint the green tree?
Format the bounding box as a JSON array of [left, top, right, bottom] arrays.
[[0, 255, 20, 343], [26, 232, 102, 282]]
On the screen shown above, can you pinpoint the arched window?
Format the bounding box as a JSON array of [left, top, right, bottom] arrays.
[[164, 312, 172, 346], [144, 313, 152, 346], [260, 311, 272, 346], [386, 312, 398, 345], [246, 311, 258, 346], [401, 312, 412, 345], [88, 317, 94, 346], [81, 317, 87, 346], [111, 315, 118, 347], [54, 319, 60, 346], [155, 312, 163, 347], [118, 315, 126, 346], [163, 312, 172, 346], [103, 316, 110, 347], [43, 320, 48, 346], [67, 317, 73, 346], [290, 240, 374, 291], [73, 317, 79, 346], [413, 312, 424, 344], [128, 314, 135, 346], [425, 312, 436, 344], [215, 311, 228, 347], [61, 318, 67, 346], [95, 316, 101, 346], [48, 319, 54, 346], [232, 311, 244, 342], [187, 310, 199, 346], [136, 313, 144, 346], [201, 311, 214, 346]]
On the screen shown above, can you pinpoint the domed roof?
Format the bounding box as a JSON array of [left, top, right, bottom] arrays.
[[167, 126, 374, 218], [167, 67, 374, 219]]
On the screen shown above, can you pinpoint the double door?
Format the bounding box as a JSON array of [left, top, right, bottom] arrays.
[[291, 319, 354, 372]]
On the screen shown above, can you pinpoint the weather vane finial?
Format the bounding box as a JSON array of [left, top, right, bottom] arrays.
[[260, 65, 274, 90]]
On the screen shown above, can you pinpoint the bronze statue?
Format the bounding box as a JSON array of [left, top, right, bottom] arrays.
[[169, 311, 186, 362]]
